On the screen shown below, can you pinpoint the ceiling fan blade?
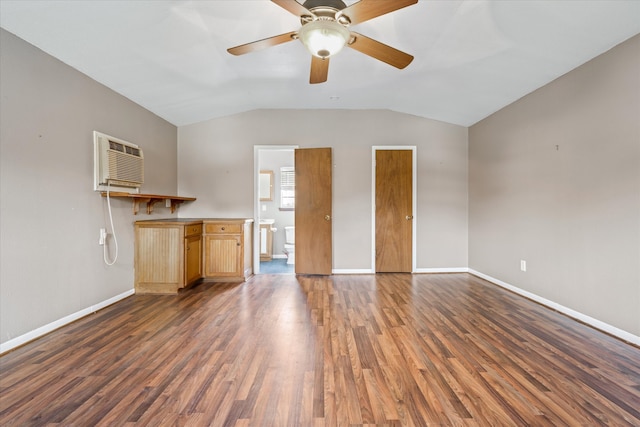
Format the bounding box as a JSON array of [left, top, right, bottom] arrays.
[[348, 32, 413, 69], [271, 0, 313, 18], [310, 56, 329, 84], [339, 0, 418, 26], [227, 31, 298, 56]]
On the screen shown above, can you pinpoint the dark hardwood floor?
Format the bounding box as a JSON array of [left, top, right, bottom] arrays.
[[1, 273, 639, 426]]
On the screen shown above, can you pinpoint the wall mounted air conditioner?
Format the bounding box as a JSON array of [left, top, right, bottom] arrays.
[[94, 131, 144, 192]]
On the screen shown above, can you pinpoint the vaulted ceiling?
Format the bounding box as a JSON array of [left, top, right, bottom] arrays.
[[1, 0, 639, 127]]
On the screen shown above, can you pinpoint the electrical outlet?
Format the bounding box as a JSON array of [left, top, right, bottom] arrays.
[[520, 260, 527, 272], [99, 228, 107, 245]]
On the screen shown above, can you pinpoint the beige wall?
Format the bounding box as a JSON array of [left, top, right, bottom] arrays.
[[0, 29, 178, 348], [469, 34, 640, 336], [177, 109, 469, 271]]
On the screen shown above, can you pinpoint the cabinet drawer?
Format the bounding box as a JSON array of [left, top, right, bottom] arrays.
[[205, 223, 242, 234], [184, 223, 202, 237]]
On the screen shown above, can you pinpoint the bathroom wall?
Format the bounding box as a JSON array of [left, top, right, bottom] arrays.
[[258, 149, 295, 257]]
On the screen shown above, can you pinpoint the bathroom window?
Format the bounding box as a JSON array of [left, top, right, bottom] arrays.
[[280, 167, 295, 210]]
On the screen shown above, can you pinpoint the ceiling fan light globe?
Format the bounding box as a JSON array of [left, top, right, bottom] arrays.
[[298, 20, 350, 59]]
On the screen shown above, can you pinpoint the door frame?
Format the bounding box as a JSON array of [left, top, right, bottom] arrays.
[[371, 146, 417, 273], [253, 145, 298, 274]]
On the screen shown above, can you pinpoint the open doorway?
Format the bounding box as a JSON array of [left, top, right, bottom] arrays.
[[254, 146, 297, 274]]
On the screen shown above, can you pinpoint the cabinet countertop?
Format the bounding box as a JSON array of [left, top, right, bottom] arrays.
[[134, 218, 254, 225]]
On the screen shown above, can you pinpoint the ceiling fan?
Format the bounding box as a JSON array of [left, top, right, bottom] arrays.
[[227, 0, 418, 84]]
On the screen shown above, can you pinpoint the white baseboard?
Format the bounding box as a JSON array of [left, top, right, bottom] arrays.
[[415, 267, 470, 274], [331, 267, 470, 275], [332, 269, 375, 274], [0, 289, 135, 355], [469, 269, 640, 346]]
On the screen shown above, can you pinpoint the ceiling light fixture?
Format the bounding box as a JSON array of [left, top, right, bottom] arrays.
[[298, 19, 350, 59]]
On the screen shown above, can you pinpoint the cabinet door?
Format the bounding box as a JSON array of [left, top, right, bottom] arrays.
[[204, 234, 241, 277], [136, 227, 181, 284], [185, 234, 202, 285], [259, 224, 273, 261]]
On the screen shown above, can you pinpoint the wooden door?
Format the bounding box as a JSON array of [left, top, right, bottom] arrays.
[[375, 149, 413, 272], [295, 148, 332, 275]]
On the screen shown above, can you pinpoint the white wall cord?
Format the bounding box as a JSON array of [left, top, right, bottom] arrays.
[[103, 181, 119, 265]]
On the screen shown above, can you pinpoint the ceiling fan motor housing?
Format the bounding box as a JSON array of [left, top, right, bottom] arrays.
[[302, 0, 347, 12], [300, 0, 351, 25]]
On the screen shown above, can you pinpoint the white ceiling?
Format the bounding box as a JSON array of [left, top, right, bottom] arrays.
[[1, 0, 639, 127]]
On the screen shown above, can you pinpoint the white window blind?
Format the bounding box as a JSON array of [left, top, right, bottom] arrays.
[[280, 167, 295, 210]]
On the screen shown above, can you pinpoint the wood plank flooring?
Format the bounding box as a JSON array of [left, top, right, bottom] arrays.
[[1, 273, 639, 426]]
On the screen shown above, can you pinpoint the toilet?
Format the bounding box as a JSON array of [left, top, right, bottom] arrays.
[[283, 226, 295, 265]]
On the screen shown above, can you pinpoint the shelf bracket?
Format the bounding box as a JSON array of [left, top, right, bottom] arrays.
[[146, 198, 162, 215], [132, 198, 151, 215], [170, 200, 186, 213]]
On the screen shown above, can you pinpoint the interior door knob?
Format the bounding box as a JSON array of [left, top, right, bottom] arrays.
[[325, 215, 331, 221], [406, 215, 413, 220]]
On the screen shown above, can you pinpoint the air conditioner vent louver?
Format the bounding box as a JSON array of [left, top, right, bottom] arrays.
[[94, 131, 144, 192], [107, 147, 144, 184]]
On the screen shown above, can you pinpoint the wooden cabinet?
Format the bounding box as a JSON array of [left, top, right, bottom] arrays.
[[203, 219, 253, 281], [134, 220, 203, 294], [134, 218, 252, 293]]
